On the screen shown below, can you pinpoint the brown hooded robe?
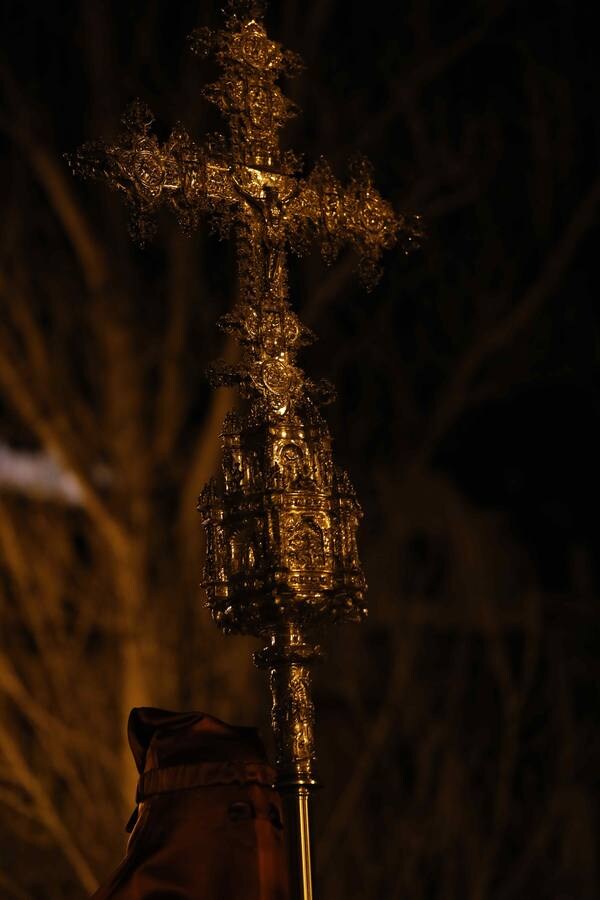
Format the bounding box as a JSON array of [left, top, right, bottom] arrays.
[[91, 708, 289, 900]]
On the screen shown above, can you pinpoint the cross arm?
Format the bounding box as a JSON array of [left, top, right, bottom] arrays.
[[287, 157, 424, 286], [66, 100, 236, 244]]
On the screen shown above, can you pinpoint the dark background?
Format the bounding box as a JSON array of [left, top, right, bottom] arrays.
[[0, 1, 598, 898]]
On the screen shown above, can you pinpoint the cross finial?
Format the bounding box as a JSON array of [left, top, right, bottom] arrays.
[[190, 1, 303, 170]]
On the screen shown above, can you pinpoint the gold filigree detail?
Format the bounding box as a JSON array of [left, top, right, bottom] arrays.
[[68, 0, 424, 799]]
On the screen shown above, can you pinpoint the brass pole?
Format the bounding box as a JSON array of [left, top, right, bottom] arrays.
[[280, 789, 315, 900]]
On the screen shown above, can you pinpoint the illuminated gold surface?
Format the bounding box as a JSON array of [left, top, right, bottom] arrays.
[[69, 2, 422, 897]]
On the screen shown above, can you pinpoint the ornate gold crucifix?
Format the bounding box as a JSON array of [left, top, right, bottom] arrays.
[[69, 2, 422, 898]]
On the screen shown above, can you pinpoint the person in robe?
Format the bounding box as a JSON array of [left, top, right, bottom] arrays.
[[92, 708, 290, 899]]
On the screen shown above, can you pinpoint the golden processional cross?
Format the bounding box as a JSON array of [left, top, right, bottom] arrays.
[[69, 2, 422, 898]]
